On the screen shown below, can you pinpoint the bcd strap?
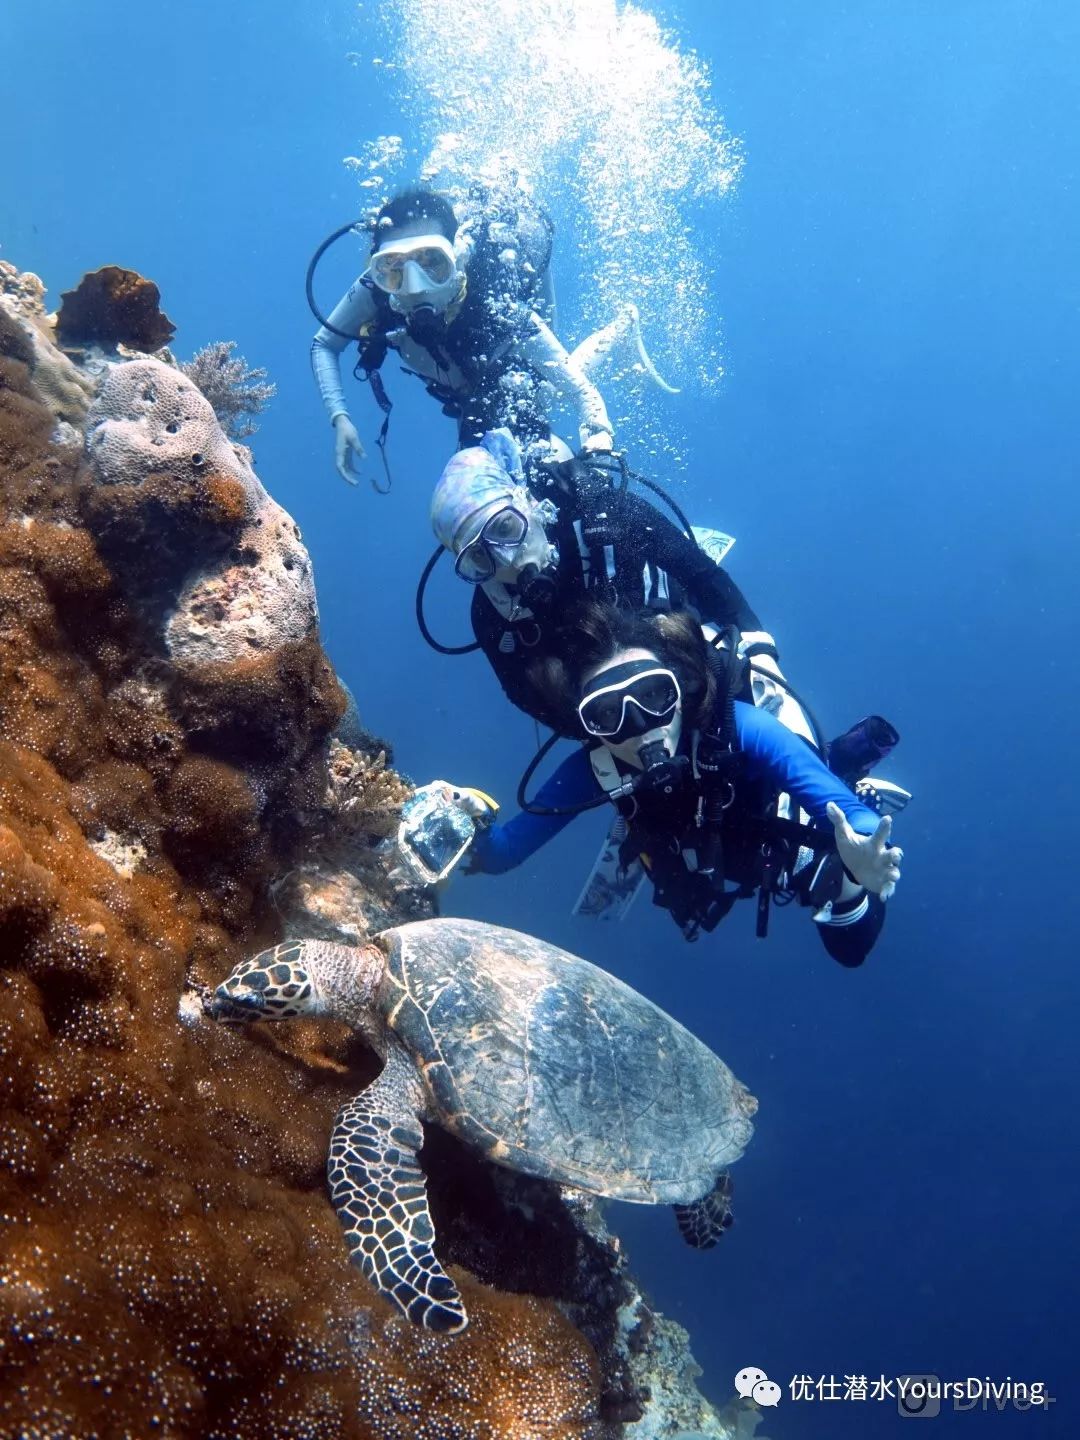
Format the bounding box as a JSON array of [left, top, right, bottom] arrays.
[[363, 369, 393, 495]]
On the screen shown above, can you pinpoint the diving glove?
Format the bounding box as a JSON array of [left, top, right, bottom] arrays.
[[826, 802, 903, 901], [332, 414, 365, 486], [396, 781, 498, 885]]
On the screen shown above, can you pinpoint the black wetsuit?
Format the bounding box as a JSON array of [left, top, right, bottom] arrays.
[[470, 480, 766, 732]]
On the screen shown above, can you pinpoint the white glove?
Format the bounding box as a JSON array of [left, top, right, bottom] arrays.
[[333, 414, 365, 486], [582, 430, 614, 454], [826, 802, 903, 900]]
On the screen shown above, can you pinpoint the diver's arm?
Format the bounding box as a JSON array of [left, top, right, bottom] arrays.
[[619, 491, 766, 633], [310, 279, 379, 424], [734, 703, 882, 836], [468, 748, 596, 874], [518, 314, 614, 449]]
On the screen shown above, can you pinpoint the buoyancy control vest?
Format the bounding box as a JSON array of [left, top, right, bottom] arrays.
[[587, 658, 842, 941], [355, 193, 556, 446]]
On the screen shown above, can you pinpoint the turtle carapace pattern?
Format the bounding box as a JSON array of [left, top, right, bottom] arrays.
[[209, 919, 756, 1332]]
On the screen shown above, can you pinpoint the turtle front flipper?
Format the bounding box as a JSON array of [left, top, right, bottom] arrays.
[[328, 1042, 467, 1333], [673, 1171, 736, 1249]]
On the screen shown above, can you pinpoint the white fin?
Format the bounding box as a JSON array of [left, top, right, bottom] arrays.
[[570, 303, 681, 394]]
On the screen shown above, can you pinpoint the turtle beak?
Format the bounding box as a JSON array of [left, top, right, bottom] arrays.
[[209, 985, 264, 1025]]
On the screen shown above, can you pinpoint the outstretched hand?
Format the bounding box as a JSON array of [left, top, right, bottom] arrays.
[[333, 415, 366, 486], [826, 802, 903, 900]]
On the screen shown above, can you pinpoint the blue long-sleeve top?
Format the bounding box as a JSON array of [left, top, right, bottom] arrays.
[[471, 701, 883, 875]]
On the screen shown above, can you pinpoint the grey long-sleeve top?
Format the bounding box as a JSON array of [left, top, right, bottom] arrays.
[[310, 278, 614, 447]]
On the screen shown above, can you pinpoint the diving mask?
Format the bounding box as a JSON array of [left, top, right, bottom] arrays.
[[455, 506, 530, 583], [368, 234, 458, 296], [578, 661, 682, 741], [454, 496, 557, 584]]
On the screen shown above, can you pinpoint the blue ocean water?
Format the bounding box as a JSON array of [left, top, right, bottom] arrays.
[[6, 1, 1078, 1434]]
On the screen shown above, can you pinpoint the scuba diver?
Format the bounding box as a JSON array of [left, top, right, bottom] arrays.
[[426, 428, 798, 737], [462, 600, 903, 964], [310, 183, 617, 488]]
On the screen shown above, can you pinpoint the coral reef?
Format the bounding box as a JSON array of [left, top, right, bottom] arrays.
[[56, 265, 177, 352], [180, 340, 277, 441], [0, 261, 94, 427], [84, 357, 315, 667], [0, 262, 733, 1440], [271, 738, 436, 946]]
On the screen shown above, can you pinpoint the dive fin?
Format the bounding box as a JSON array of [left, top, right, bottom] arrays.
[[570, 303, 681, 394], [690, 525, 737, 566], [855, 776, 912, 816], [572, 816, 647, 921]]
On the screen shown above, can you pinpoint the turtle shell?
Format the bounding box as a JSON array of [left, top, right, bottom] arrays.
[[375, 917, 755, 1204]]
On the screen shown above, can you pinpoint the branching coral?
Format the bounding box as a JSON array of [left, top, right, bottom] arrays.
[[180, 340, 277, 440], [324, 738, 412, 843]]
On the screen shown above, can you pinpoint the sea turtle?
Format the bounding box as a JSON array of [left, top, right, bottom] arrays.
[[209, 917, 757, 1333]]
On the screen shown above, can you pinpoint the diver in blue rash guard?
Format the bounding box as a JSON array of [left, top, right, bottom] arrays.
[[310, 184, 615, 486], [467, 600, 902, 963]]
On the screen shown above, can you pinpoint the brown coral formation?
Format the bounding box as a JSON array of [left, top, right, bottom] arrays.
[[56, 265, 177, 352], [84, 357, 317, 667], [0, 267, 610, 1440]]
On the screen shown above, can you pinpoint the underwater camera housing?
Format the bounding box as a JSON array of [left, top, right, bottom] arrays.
[[396, 784, 478, 885]]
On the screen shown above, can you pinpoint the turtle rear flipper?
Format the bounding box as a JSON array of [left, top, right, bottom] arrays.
[[673, 1171, 735, 1249], [328, 1044, 467, 1333]]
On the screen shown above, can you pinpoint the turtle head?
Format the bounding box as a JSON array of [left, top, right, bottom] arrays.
[[210, 939, 384, 1027]]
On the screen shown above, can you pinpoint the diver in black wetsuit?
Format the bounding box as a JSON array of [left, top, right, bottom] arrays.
[[427, 429, 794, 737]]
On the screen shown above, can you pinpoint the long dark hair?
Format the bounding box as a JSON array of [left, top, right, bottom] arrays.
[[526, 599, 716, 738]]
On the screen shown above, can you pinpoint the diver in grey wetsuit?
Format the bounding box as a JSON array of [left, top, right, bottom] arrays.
[[310, 184, 614, 485]]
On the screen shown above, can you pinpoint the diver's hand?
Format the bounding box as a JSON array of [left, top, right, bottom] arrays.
[[745, 650, 785, 716], [826, 802, 903, 900], [333, 415, 365, 486], [582, 430, 614, 454], [443, 783, 499, 827]]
